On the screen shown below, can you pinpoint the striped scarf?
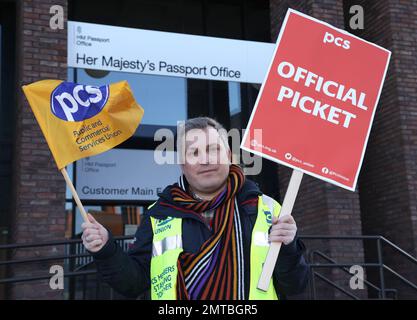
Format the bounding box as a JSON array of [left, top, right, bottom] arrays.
[[166, 164, 246, 300]]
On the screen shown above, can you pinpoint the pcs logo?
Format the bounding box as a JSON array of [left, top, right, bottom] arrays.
[[156, 217, 174, 227], [51, 82, 109, 122], [263, 210, 272, 224]]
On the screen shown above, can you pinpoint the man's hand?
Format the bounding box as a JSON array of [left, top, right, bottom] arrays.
[[81, 214, 109, 252], [269, 215, 297, 245]]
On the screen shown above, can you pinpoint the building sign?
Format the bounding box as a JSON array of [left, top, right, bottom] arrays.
[[241, 9, 391, 191], [68, 21, 275, 83], [75, 149, 181, 200]]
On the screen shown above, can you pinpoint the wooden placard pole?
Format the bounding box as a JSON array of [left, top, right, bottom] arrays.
[[61, 167, 89, 223], [257, 169, 304, 291]]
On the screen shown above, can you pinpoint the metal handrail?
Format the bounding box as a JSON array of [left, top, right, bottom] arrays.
[[309, 250, 389, 299], [379, 237, 417, 265], [302, 235, 417, 299], [310, 250, 383, 293], [300, 235, 417, 265], [312, 271, 361, 300], [382, 265, 417, 292], [0, 253, 91, 266], [0, 236, 135, 299], [0, 235, 133, 250], [308, 262, 417, 298], [309, 263, 383, 267], [0, 234, 416, 300], [0, 270, 97, 285]]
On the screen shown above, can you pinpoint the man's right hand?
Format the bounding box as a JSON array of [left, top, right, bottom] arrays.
[[81, 213, 109, 252]]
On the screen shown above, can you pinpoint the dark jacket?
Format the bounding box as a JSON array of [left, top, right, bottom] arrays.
[[91, 179, 309, 299]]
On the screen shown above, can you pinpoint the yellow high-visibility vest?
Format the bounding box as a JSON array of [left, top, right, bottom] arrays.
[[149, 194, 281, 300]]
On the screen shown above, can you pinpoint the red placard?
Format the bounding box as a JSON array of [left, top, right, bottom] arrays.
[[241, 9, 391, 191]]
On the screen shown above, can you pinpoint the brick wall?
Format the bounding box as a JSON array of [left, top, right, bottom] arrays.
[[345, 0, 417, 299], [10, 0, 68, 299], [269, 0, 367, 299]]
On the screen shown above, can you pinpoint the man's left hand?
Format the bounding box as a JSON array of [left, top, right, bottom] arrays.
[[269, 215, 297, 245]]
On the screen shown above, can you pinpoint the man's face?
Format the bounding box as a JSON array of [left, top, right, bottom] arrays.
[[181, 126, 231, 195]]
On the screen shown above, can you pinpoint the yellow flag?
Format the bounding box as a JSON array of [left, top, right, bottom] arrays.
[[22, 79, 144, 169]]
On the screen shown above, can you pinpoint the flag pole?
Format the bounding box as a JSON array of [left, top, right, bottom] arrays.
[[61, 167, 89, 223], [257, 169, 303, 291]]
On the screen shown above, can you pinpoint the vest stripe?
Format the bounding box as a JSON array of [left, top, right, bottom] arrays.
[[253, 231, 270, 247], [152, 234, 183, 257]]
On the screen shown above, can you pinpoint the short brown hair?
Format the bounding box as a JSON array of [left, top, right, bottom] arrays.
[[177, 117, 229, 161]]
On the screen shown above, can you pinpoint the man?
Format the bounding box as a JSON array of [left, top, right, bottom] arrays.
[[82, 117, 309, 300]]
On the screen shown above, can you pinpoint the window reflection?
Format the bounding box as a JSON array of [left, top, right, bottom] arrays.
[[228, 81, 241, 116], [69, 204, 146, 239], [76, 68, 187, 135]]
